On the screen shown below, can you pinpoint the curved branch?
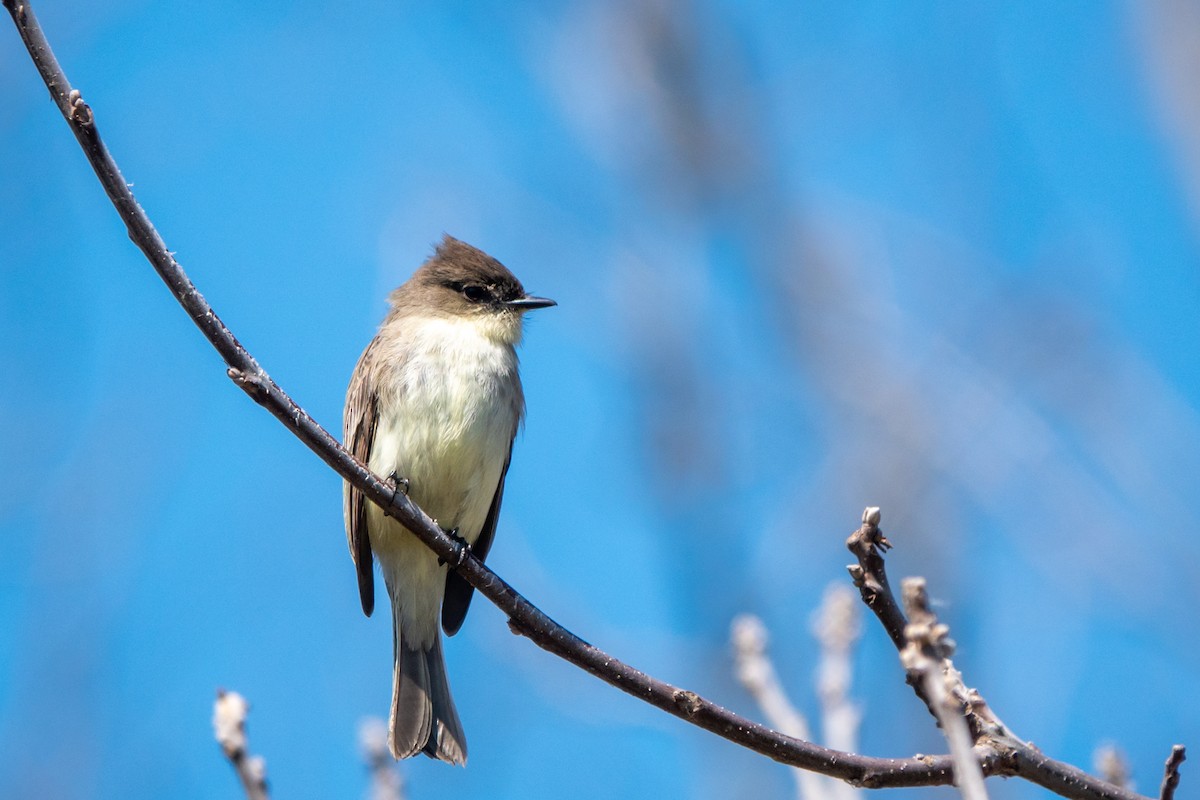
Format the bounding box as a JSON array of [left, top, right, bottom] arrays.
[[1, 1, 955, 786], [1, 4, 1171, 799]]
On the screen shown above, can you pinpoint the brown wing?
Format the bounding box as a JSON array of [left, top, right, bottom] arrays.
[[441, 439, 513, 636], [344, 338, 380, 617]]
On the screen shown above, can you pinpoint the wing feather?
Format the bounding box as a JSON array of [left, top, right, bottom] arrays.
[[441, 439, 513, 636], [344, 338, 381, 617]]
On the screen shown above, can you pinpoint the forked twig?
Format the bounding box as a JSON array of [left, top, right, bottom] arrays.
[[847, 507, 1178, 800]]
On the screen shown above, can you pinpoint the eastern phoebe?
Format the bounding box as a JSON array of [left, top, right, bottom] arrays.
[[343, 235, 555, 764]]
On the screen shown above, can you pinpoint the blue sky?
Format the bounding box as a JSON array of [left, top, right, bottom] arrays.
[[3, 3, 1199, 799]]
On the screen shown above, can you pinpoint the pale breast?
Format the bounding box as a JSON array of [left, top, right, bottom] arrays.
[[368, 315, 522, 541]]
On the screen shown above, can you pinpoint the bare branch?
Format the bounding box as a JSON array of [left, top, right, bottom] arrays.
[[812, 584, 862, 756], [899, 578, 988, 800], [359, 718, 406, 800], [212, 690, 270, 800], [732, 592, 864, 800], [812, 585, 864, 800], [845, 508, 906, 652], [732, 614, 830, 800], [847, 507, 1169, 800], [1160, 745, 1186, 800], [849, 509, 1017, 744]]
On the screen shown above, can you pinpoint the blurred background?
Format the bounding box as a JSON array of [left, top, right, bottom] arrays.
[[3, 2, 1199, 798]]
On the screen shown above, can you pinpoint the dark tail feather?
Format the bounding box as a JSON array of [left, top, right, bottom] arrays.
[[421, 634, 467, 764], [389, 621, 468, 765]]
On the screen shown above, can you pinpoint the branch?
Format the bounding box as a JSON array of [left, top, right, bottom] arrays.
[[1, 5, 1177, 798], [899, 578, 988, 800], [812, 585, 864, 800], [812, 584, 863, 757], [732, 614, 831, 800], [731, 589, 866, 800], [360, 718, 407, 800], [212, 690, 270, 800], [1160, 746, 1186, 800], [850, 507, 1033, 743], [846, 508, 1174, 800], [845, 507, 939, 722]]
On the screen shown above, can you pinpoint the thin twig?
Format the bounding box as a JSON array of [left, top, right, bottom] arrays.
[[812, 584, 862, 755], [359, 718, 406, 800], [1160, 745, 1186, 800], [212, 689, 270, 800], [732, 614, 830, 800], [812, 584, 864, 800], [845, 507, 937, 721], [848, 509, 1018, 744], [1, 5, 1177, 799], [846, 508, 1173, 800], [899, 578, 988, 800]]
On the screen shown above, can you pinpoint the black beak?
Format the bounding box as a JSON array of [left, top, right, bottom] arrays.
[[505, 295, 556, 311]]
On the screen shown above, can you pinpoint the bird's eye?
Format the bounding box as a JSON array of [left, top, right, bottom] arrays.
[[461, 285, 489, 303]]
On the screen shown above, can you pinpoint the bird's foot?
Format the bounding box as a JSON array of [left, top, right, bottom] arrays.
[[438, 528, 470, 568], [386, 471, 410, 499]]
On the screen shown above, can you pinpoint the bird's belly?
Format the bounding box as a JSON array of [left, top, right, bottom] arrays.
[[369, 360, 516, 538], [362, 319, 521, 642], [364, 340, 518, 643]]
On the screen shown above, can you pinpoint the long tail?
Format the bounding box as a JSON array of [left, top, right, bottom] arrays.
[[390, 619, 467, 765]]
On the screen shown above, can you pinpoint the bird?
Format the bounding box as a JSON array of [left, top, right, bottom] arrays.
[[343, 235, 554, 764]]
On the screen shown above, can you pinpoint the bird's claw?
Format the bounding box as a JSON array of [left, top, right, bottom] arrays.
[[438, 527, 469, 567], [386, 471, 410, 498]]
